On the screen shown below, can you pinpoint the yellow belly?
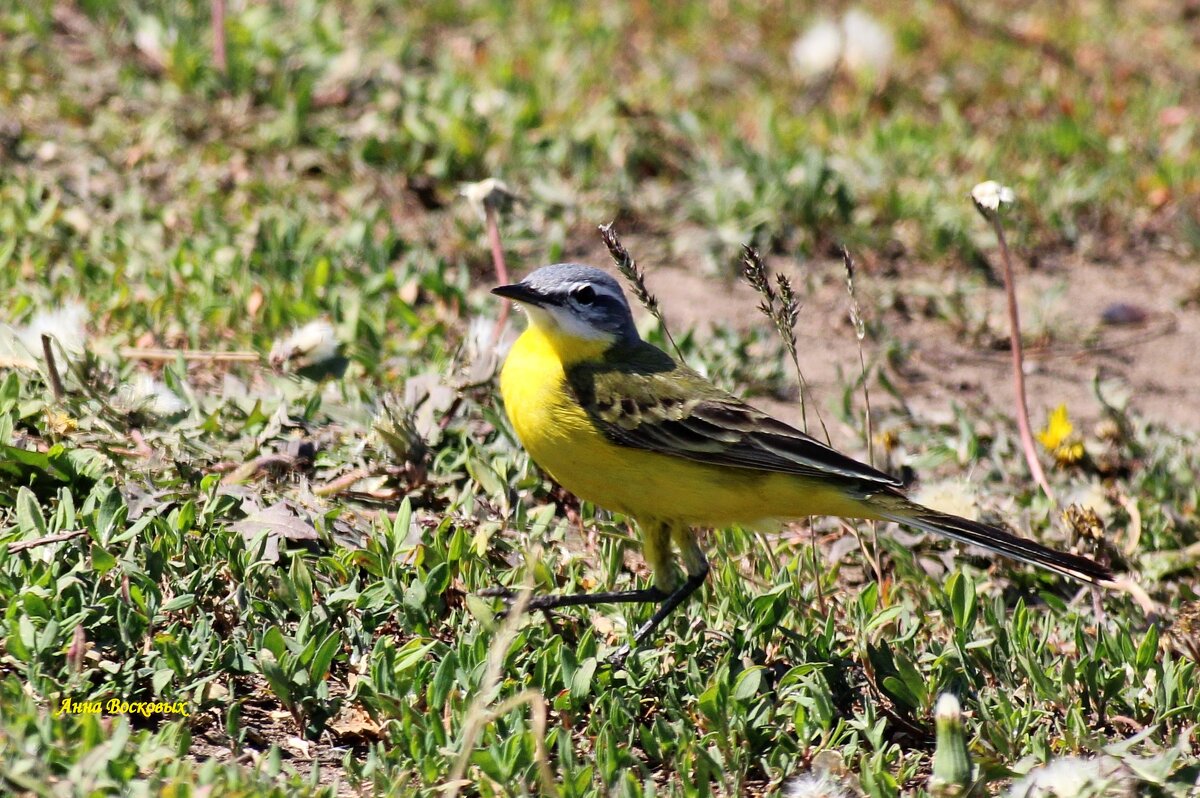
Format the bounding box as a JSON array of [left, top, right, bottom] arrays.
[[498, 327, 870, 526]]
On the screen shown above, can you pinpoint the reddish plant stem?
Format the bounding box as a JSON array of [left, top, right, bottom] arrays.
[[991, 217, 1056, 505], [8, 529, 87, 553], [212, 0, 227, 74], [486, 203, 511, 348]]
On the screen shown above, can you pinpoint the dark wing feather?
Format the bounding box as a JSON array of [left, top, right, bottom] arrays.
[[566, 342, 901, 488]]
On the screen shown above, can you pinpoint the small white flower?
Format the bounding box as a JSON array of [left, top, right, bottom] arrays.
[[460, 178, 516, 222], [841, 9, 894, 80], [971, 180, 1016, 212], [269, 320, 340, 371], [790, 18, 844, 78], [784, 751, 860, 798], [935, 692, 961, 720], [468, 315, 517, 362], [464, 315, 519, 384]]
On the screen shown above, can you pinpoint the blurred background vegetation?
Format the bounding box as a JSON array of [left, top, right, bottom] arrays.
[[1, 1, 1198, 796]]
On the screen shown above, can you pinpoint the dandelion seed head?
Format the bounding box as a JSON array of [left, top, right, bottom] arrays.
[[790, 18, 844, 79], [119, 373, 189, 416], [18, 303, 90, 354], [784, 769, 853, 798], [269, 320, 340, 371], [841, 9, 894, 80], [1005, 756, 1134, 798], [791, 9, 893, 82], [971, 180, 1016, 212]]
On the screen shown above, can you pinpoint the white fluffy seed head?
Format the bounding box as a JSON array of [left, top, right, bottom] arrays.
[[784, 770, 854, 798], [841, 8, 894, 79], [17, 303, 90, 354], [1005, 756, 1135, 798], [124, 374, 189, 416], [790, 18, 844, 78], [269, 320, 340, 371], [790, 9, 894, 82]]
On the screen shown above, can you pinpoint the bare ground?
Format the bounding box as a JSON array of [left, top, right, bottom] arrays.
[[558, 238, 1199, 436]]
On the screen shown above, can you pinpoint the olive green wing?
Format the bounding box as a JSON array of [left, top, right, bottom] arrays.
[[566, 344, 901, 488]]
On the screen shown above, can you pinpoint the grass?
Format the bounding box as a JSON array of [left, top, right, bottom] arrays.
[[1, 0, 1199, 795]]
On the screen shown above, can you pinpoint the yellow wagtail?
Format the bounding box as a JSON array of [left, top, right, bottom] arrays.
[[491, 263, 1113, 662]]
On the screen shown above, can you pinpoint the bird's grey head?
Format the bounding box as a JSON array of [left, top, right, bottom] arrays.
[[491, 264, 639, 344]]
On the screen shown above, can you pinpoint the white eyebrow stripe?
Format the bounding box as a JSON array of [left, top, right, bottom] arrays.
[[571, 282, 625, 303]]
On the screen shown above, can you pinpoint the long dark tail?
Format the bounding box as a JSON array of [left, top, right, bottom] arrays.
[[871, 496, 1114, 585]]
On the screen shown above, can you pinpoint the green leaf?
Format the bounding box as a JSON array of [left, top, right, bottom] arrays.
[[1136, 625, 1159, 672], [309, 631, 341, 681], [893, 653, 927, 710], [424, 562, 450, 596], [0, 371, 19, 414], [430, 650, 457, 708], [395, 638, 435, 672], [948, 571, 976, 630], [153, 668, 175, 694], [466, 456, 505, 502], [390, 498, 413, 551], [697, 682, 724, 722], [865, 603, 906, 634], [569, 657, 597, 701], [289, 556, 314, 615], [15, 487, 47, 537], [262, 626, 287, 659], [882, 676, 921, 713], [90, 543, 117, 574], [258, 654, 294, 706], [732, 666, 763, 701], [6, 623, 31, 662], [161, 594, 196, 612], [96, 487, 125, 542]]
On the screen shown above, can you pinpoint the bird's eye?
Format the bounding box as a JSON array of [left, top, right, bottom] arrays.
[[572, 285, 596, 305]]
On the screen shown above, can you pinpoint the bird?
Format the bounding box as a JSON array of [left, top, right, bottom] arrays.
[[491, 263, 1114, 663]]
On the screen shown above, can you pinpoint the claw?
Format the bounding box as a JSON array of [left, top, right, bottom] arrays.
[[607, 644, 632, 668], [478, 587, 559, 623], [478, 587, 519, 623], [477, 587, 551, 612]]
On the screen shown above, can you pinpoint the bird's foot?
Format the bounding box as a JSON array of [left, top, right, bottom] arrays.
[[607, 643, 633, 668], [476, 586, 560, 620], [477, 586, 522, 622]]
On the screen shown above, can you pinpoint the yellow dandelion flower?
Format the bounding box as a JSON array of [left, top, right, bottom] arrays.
[[1038, 405, 1073, 450], [1038, 405, 1084, 466]]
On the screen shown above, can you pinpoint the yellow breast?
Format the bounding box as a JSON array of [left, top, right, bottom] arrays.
[[498, 325, 864, 526], [499, 325, 630, 507]]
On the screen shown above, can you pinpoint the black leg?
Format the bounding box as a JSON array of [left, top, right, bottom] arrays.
[[479, 585, 668, 612], [609, 563, 710, 666], [529, 586, 667, 611], [477, 548, 710, 666]]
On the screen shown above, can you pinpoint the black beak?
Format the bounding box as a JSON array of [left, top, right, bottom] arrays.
[[491, 282, 548, 305]]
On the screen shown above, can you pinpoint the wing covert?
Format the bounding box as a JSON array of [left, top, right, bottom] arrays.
[[566, 343, 902, 488]]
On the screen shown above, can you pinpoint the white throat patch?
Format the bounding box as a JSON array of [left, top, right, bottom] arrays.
[[525, 304, 614, 342]]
